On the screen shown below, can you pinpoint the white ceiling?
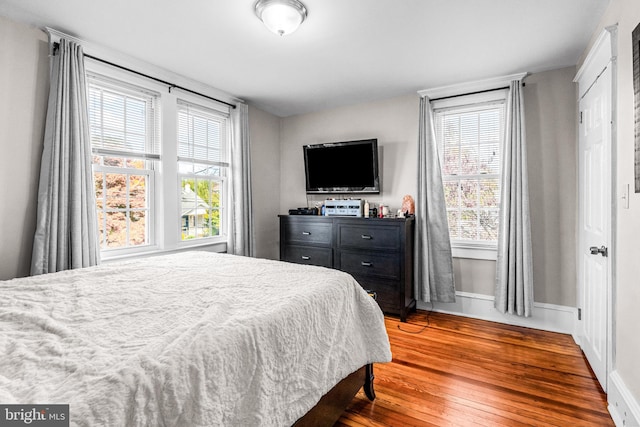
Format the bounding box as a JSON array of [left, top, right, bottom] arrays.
[[0, 0, 609, 117]]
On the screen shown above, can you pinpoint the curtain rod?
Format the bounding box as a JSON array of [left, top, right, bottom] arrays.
[[52, 42, 236, 109], [429, 82, 525, 102], [430, 86, 506, 102]]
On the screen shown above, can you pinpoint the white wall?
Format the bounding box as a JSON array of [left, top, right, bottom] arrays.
[[0, 17, 48, 280], [581, 0, 640, 409], [248, 105, 281, 260], [279, 68, 578, 307]]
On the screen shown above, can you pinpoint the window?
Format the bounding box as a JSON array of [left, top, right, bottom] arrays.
[[85, 59, 233, 259], [433, 91, 506, 258], [88, 77, 159, 253], [177, 101, 229, 241]]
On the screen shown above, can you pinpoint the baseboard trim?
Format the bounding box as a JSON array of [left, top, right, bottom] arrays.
[[608, 371, 640, 427], [417, 291, 577, 335]]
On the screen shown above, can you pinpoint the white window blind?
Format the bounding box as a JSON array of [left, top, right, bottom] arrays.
[[177, 100, 228, 168], [88, 79, 160, 159], [434, 101, 505, 245]]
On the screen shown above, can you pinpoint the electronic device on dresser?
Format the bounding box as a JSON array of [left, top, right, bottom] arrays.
[[279, 215, 415, 321], [324, 199, 364, 217], [303, 139, 380, 194], [288, 207, 319, 215]]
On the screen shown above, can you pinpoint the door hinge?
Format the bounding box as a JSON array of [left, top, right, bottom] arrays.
[[578, 308, 582, 320], [580, 111, 583, 124]]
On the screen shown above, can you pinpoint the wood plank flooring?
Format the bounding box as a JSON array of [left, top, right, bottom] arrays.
[[337, 310, 613, 427]]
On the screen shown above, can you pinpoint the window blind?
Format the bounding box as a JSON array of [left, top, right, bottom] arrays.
[[88, 82, 159, 159], [436, 103, 503, 176], [177, 101, 229, 167]]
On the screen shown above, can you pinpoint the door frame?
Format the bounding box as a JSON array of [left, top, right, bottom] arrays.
[[573, 25, 617, 392]]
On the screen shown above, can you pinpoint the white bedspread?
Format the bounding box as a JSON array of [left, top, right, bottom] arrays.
[[0, 252, 391, 426]]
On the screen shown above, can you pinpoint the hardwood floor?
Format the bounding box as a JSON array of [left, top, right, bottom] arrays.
[[337, 310, 613, 427]]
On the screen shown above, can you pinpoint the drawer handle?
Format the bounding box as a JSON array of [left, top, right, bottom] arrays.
[[361, 234, 372, 240], [301, 256, 311, 260], [302, 231, 311, 235], [361, 261, 373, 267]]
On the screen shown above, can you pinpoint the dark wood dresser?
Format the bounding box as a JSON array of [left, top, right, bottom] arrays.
[[279, 215, 415, 321]]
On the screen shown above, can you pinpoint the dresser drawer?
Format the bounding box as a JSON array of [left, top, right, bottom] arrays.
[[337, 223, 400, 251], [282, 245, 332, 268], [279, 215, 415, 322], [352, 276, 401, 315], [339, 250, 400, 280], [284, 221, 332, 246]]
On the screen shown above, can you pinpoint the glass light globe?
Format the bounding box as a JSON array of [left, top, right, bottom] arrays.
[[255, 0, 307, 36]]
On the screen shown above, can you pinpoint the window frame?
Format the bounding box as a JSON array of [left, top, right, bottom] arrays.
[[432, 89, 508, 261]]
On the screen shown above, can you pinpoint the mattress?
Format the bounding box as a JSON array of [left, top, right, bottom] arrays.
[[0, 252, 391, 426]]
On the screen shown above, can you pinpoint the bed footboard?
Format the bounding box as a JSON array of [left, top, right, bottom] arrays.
[[293, 363, 375, 427]]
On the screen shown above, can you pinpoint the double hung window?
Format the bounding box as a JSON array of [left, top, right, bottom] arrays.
[[177, 101, 229, 241], [432, 91, 507, 258], [88, 77, 159, 252]]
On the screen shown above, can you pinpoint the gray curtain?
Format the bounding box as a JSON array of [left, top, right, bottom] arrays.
[[31, 39, 99, 275], [415, 96, 456, 303], [494, 80, 533, 316], [228, 102, 255, 257]]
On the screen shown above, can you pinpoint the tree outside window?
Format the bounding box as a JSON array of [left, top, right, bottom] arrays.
[[435, 103, 505, 245]]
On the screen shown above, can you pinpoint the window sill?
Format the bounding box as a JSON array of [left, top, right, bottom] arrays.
[[101, 241, 227, 263], [451, 244, 497, 261], [178, 238, 228, 252]]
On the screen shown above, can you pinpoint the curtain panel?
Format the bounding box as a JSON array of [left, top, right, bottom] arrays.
[[415, 96, 456, 303], [494, 80, 534, 317], [31, 39, 99, 275], [228, 103, 255, 257]]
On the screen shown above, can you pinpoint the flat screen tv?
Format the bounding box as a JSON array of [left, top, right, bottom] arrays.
[[303, 139, 380, 194]]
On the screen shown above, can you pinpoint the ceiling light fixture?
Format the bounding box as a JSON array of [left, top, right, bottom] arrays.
[[255, 0, 308, 36]]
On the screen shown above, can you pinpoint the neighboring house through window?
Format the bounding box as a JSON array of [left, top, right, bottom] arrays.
[[180, 183, 212, 237]]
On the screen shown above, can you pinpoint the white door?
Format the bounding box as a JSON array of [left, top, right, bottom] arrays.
[[577, 62, 612, 392]]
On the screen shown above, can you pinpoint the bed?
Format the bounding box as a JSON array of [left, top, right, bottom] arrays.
[[0, 251, 391, 426]]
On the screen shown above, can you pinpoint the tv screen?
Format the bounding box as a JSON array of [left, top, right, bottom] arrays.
[[304, 139, 380, 194]]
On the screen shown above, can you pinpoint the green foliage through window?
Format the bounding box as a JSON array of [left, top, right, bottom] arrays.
[[180, 178, 221, 240]]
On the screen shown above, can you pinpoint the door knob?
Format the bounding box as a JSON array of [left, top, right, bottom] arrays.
[[589, 246, 608, 257]]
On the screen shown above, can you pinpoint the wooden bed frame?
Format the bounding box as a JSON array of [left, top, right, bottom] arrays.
[[294, 364, 376, 426]]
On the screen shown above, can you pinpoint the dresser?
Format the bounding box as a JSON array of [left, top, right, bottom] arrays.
[[279, 215, 415, 321]]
